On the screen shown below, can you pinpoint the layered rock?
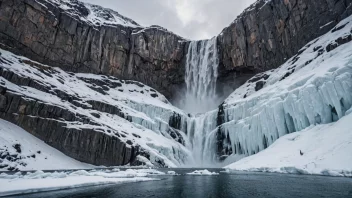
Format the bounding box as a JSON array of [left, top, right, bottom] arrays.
[[0, 0, 187, 99], [0, 49, 191, 167], [1, 0, 351, 99]]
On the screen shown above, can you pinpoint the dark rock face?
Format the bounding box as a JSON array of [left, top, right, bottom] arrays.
[[0, 90, 134, 166], [0, 0, 351, 99], [0, 0, 187, 99], [218, 0, 352, 91], [0, 66, 135, 166]]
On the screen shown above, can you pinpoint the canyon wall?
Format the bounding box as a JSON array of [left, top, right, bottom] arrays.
[[217, 0, 352, 92], [0, 0, 351, 98], [0, 0, 187, 99]]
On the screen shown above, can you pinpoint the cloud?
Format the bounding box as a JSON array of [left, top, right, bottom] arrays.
[[80, 0, 256, 40]]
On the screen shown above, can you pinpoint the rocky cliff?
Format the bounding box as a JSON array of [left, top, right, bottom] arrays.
[[0, 0, 187, 99], [0, 0, 351, 99], [217, 0, 352, 91]]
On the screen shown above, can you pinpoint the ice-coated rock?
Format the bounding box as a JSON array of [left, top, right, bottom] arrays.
[[0, 49, 192, 168]]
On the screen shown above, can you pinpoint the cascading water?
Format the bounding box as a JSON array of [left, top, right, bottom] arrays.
[[177, 37, 221, 114], [177, 37, 222, 167], [186, 111, 219, 167]]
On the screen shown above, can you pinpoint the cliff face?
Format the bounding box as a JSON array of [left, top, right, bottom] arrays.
[[217, 0, 352, 91], [1, 0, 351, 99], [0, 0, 187, 99], [1, 0, 352, 99], [0, 69, 134, 167]]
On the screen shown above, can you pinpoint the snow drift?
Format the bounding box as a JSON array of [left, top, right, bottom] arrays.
[[0, 119, 92, 171]]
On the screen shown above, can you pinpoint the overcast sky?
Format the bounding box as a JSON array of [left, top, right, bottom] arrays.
[[80, 0, 256, 40]]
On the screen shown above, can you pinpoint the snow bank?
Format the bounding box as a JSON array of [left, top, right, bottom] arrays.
[[225, 110, 352, 177], [0, 119, 92, 171], [0, 169, 160, 197], [186, 169, 219, 176]]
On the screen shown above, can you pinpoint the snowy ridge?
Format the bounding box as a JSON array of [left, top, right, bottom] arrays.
[[0, 49, 192, 168], [39, 0, 140, 28], [38, 0, 187, 38], [219, 15, 352, 161]]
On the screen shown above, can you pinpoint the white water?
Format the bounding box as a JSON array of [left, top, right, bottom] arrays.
[[175, 37, 222, 167], [177, 37, 221, 114], [185, 111, 219, 167]]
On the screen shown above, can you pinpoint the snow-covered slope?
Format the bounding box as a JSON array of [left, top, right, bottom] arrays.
[[225, 109, 352, 177], [218, 15, 352, 157], [0, 47, 191, 168], [0, 119, 92, 171]]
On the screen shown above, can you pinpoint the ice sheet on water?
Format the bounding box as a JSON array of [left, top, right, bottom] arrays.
[[186, 169, 219, 175], [0, 169, 161, 197]]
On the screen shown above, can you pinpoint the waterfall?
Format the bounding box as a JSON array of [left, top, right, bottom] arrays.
[[186, 110, 219, 167], [176, 37, 222, 167], [177, 37, 220, 114]]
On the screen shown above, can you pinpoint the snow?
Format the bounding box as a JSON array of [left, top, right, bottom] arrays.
[[218, 15, 352, 160], [178, 15, 352, 169], [186, 169, 219, 176], [225, 109, 352, 177], [320, 21, 334, 29], [1, 0, 351, 172], [167, 171, 179, 175], [0, 119, 92, 171], [0, 169, 161, 197], [0, 48, 192, 168], [41, 0, 141, 28]]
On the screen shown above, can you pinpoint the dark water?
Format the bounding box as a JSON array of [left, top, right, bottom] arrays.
[[7, 169, 352, 198]]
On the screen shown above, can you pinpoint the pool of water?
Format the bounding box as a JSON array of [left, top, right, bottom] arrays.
[[6, 168, 352, 198]]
